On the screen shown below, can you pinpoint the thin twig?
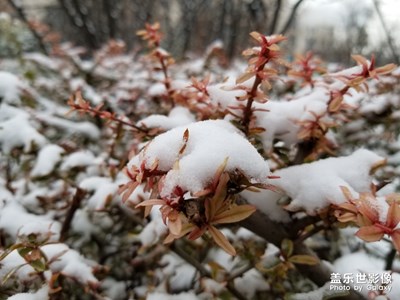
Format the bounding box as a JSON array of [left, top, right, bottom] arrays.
[[280, 0, 306, 35], [385, 248, 397, 271], [170, 241, 248, 300], [295, 224, 324, 244], [60, 187, 86, 242]]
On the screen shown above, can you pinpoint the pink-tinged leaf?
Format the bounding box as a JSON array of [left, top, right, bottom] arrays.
[[168, 211, 182, 236], [208, 225, 236, 256], [249, 31, 263, 43], [120, 182, 140, 203], [351, 54, 368, 67], [188, 226, 207, 240], [386, 201, 400, 228], [375, 63, 396, 75], [288, 254, 319, 265], [358, 197, 379, 223], [179, 129, 190, 155], [149, 159, 159, 172], [205, 198, 214, 223], [192, 188, 212, 198], [335, 211, 357, 223], [269, 34, 287, 44], [357, 213, 373, 227], [356, 225, 385, 242], [370, 159, 386, 174], [340, 186, 355, 203], [391, 230, 400, 253], [135, 199, 165, 208], [337, 202, 358, 214], [212, 205, 256, 224], [386, 193, 400, 203], [236, 71, 255, 84], [164, 223, 197, 244], [212, 157, 229, 189], [328, 95, 343, 113], [163, 232, 178, 244], [267, 44, 280, 51]]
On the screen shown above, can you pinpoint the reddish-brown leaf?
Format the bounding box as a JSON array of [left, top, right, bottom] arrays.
[[356, 225, 385, 242], [212, 204, 256, 224], [386, 201, 400, 228], [208, 225, 236, 256], [288, 254, 319, 265], [135, 199, 165, 208]]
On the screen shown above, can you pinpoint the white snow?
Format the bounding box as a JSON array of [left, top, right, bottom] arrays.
[[7, 285, 49, 300], [0, 113, 47, 154], [234, 269, 270, 298], [241, 189, 291, 222], [36, 113, 100, 140], [137, 207, 167, 246], [41, 243, 98, 285], [60, 150, 98, 171], [0, 71, 25, 105], [0, 244, 98, 287], [271, 149, 384, 214], [79, 176, 119, 210], [31, 144, 65, 177], [129, 120, 270, 198], [138, 106, 195, 130], [0, 201, 60, 241], [147, 292, 198, 300]]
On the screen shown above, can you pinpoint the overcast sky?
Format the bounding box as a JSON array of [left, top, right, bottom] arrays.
[[297, 0, 400, 46]]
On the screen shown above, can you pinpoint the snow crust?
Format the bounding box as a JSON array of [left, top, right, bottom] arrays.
[[0, 113, 47, 154], [138, 106, 195, 130], [31, 144, 65, 177], [0, 71, 25, 105], [272, 149, 384, 214], [79, 176, 119, 210], [129, 120, 270, 198], [7, 285, 49, 300]]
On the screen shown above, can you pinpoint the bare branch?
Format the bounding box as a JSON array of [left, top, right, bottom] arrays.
[[7, 0, 48, 55], [372, 0, 400, 64], [280, 0, 306, 35]]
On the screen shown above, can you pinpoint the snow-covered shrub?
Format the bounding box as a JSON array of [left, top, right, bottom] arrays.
[[1, 21, 400, 300]]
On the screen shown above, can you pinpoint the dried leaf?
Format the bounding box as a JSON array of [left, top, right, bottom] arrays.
[[212, 204, 256, 224], [358, 197, 379, 223], [249, 31, 263, 43], [30, 258, 47, 272], [236, 71, 255, 84], [208, 225, 236, 256], [288, 254, 319, 265], [375, 63, 396, 75], [356, 225, 385, 242], [179, 129, 190, 155], [328, 95, 343, 112], [167, 211, 182, 236], [135, 199, 165, 208], [340, 186, 355, 203], [187, 226, 207, 240], [351, 54, 368, 67], [335, 211, 357, 223], [120, 181, 140, 203], [281, 239, 293, 258], [2, 263, 28, 285]]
